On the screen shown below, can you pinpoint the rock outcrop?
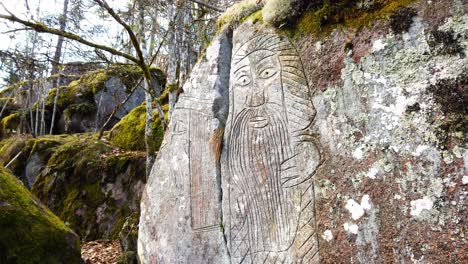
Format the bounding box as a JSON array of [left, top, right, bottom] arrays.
[[0, 166, 81, 263], [0, 133, 151, 241], [139, 0, 467, 263], [138, 31, 232, 263], [0, 65, 166, 137]]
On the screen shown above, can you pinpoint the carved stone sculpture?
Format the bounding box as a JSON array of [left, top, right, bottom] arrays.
[[138, 23, 321, 264], [222, 28, 322, 263]]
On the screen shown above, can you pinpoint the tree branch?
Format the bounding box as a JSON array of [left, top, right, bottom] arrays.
[[0, 27, 32, 34], [92, 0, 145, 67], [0, 13, 140, 64], [190, 0, 224, 12]]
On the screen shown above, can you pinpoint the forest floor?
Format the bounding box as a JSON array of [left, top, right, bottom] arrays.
[[81, 240, 121, 264]]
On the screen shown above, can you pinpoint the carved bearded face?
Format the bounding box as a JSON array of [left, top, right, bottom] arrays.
[[231, 49, 284, 128]]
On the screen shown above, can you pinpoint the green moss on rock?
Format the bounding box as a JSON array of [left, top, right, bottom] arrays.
[[1, 112, 21, 133], [45, 64, 152, 111], [217, 0, 264, 30], [149, 66, 167, 90], [30, 133, 146, 240], [63, 103, 97, 120], [0, 135, 74, 187], [0, 166, 81, 264], [109, 103, 167, 151], [284, 0, 418, 38], [262, 0, 303, 26], [220, 0, 418, 39], [0, 136, 30, 183]]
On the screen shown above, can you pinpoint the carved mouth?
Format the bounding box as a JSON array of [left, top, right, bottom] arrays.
[[249, 115, 269, 128]]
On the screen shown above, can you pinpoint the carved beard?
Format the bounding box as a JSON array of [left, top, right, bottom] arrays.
[[228, 104, 296, 253]]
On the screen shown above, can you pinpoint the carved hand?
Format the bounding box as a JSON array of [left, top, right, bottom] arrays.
[[280, 140, 321, 188]]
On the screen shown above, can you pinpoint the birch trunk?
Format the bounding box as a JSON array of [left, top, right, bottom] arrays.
[[50, 0, 69, 87], [138, 0, 155, 178], [166, 1, 179, 119], [49, 87, 60, 134]]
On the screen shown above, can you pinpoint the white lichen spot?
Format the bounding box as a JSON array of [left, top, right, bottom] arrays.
[[452, 145, 463, 159], [372, 39, 387, 52], [410, 197, 433, 216], [366, 167, 379, 179], [343, 222, 359, 234], [322, 230, 333, 241], [353, 146, 365, 160], [346, 199, 365, 220], [361, 195, 372, 211], [413, 145, 430, 157], [462, 176, 468, 185], [394, 194, 402, 200]]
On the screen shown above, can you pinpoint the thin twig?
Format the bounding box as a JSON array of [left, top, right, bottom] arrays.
[[5, 151, 22, 169]]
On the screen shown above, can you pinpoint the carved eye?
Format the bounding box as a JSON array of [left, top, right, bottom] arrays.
[[236, 75, 251, 86], [259, 68, 277, 79]]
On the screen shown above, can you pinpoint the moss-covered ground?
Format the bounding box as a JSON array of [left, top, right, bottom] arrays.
[[0, 166, 81, 264]]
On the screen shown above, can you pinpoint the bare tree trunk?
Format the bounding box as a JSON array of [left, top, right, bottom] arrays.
[[50, 0, 69, 87], [94, 90, 104, 131], [167, 1, 179, 119], [39, 77, 47, 135], [40, 95, 46, 135], [49, 87, 59, 134], [147, 17, 158, 57], [34, 92, 39, 135], [0, 98, 10, 120], [179, 1, 190, 84], [138, 0, 155, 178], [27, 86, 36, 137]]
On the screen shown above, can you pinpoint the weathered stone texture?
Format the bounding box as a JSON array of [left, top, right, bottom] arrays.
[[309, 8, 467, 264], [221, 24, 321, 263], [138, 1, 467, 263], [138, 31, 232, 263]]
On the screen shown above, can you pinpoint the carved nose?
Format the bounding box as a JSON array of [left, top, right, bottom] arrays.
[[247, 86, 265, 107]]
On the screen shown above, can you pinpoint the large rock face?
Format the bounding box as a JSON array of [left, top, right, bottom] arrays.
[[139, 25, 322, 264], [138, 31, 232, 263], [139, 1, 467, 263]]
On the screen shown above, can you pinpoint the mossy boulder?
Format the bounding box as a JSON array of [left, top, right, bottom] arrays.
[[0, 132, 150, 241], [45, 65, 141, 110], [44, 65, 166, 134], [0, 166, 81, 264], [109, 103, 168, 151], [0, 136, 31, 184], [30, 133, 147, 240], [1, 112, 21, 135], [58, 103, 97, 133], [0, 135, 68, 187]]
